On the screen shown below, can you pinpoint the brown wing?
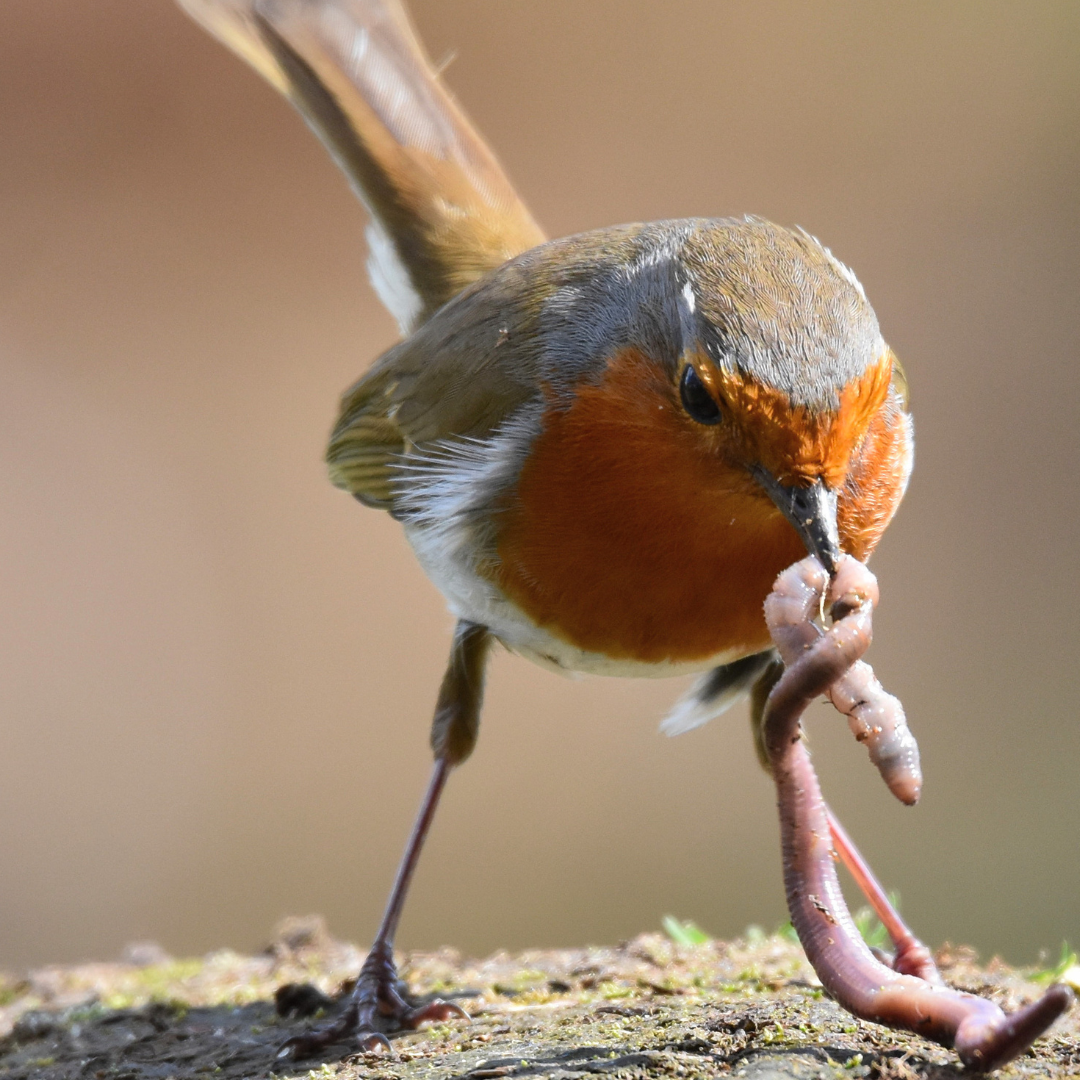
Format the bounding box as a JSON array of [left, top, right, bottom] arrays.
[[326, 248, 550, 509], [325, 225, 657, 511], [177, 0, 546, 332]]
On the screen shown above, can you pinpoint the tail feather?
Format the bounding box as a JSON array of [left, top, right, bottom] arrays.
[[178, 0, 545, 331], [660, 651, 777, 736]]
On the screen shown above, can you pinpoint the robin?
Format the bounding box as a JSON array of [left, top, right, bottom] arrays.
[[180, 0, 917, 1056]]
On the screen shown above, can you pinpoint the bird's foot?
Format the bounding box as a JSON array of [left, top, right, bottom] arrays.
[[277, 940, 467, 1060]]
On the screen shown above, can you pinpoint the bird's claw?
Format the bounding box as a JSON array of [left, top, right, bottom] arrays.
[[276, 1009, 392, 1060], [275, 944, 468, 1060], [409, 999, 469, 1024]]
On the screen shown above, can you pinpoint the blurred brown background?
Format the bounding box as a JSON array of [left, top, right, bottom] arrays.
[[0, 0, 1078, 973]]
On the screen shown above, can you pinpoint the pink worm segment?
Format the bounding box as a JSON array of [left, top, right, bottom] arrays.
[[765, 557, 921, 805], [763, 555, 1072, 1071]]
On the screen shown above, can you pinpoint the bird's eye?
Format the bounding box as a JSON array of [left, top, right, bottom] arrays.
[[680, 364, 722, 425]]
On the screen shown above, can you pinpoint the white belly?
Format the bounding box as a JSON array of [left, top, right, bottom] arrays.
[[404, 518, 747, 679], [394, 420, 750, 680]]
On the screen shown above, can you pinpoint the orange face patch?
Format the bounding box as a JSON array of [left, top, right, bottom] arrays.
[[836, 384, 913, 561], [696, 347, 910, 561], [491, 349, 806, 664], [700, 353, 894, 490]]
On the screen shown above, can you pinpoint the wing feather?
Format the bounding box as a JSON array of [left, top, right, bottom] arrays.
[[326, 254, 546, 507], [660, 651, 777, 736], [325, 226, 654, 511]]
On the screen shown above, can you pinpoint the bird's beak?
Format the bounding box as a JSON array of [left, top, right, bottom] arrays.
[[752, 469, 841, 575]]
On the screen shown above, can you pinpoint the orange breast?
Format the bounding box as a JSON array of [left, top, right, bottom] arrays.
[[490, 349, 806, 665]]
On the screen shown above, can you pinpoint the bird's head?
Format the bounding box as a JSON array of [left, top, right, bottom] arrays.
[[675, 219, 912, 573]]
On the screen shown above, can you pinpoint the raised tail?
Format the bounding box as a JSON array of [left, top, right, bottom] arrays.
[[177, 0, 546, 331]]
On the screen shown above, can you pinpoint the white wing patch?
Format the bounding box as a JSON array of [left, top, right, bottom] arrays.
[[365, 219, 423, 334], [660, 652, 776, 735], [394, 408, 537, 638], [660, 670, 752, 736]]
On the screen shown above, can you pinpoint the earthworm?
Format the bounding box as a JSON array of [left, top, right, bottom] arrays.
[[765, 557, 921, 806], [762, 554, 1073, 1071]]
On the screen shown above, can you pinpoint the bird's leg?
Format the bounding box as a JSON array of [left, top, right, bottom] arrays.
[[750, 658, 938, 981], [825, 807, 940, 982], [279, 621, 492, 1060], [763, 556, 1072, 1071]]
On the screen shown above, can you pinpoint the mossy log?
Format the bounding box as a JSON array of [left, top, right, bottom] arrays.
[[1, 918, 1077, 1080]]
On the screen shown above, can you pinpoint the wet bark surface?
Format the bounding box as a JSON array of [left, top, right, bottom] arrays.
[[1, 918, 1076, 1080]]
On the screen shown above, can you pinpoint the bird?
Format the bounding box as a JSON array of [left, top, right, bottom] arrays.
[[178, 0, 915, 1057]]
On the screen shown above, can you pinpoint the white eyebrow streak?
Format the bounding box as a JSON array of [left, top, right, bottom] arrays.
[[681, 280, 696, 313]]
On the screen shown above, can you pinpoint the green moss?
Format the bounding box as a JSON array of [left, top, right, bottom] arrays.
[[98, 959, 205, 1010], [1, 929, 1076, 1078], [0, 981, 25, 1009], [661, 917, 711, 947]]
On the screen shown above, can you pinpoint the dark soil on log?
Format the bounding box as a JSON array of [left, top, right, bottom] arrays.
[[1, 917, 1076, 1079]]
